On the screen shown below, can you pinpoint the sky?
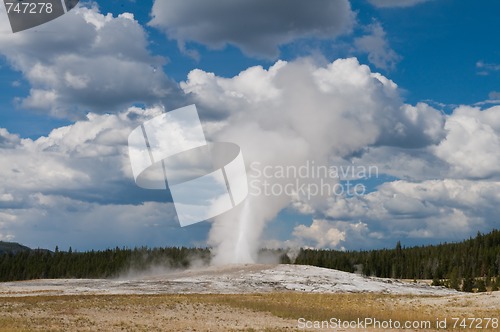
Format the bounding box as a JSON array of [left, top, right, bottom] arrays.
[[0, 0, 499, 253]]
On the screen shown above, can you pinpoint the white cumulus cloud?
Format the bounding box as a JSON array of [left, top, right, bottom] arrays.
[[434, 105, 500, 179], [293, 219, 346, 249], [0, 5, 177, 118]]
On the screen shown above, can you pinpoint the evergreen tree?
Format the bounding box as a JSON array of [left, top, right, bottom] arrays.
[[462, 275, 475, 292], [476, 279, 487, 292], [448, 267, 461, 291], [492, 277, 500, 291], [431, 276, 442, 287]]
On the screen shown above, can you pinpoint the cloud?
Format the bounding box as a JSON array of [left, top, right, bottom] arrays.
[[324, 179, 500, 242], [316, 104, 500, 247], [489, 91, 500, 99], [293, 219, 346, 249], [0, 5, 178, 118], [2, 54, 498, 254], [264, 219, 372, 250], [0, 128, 21, 148], [0, 105, 167, 207], [0, 105, 215, 249], [352, 105, 500, 182], [331, 104, 500, 243], [2, 194, 181, 251], [354, 22, 401, 70], [433, 106, 500, 179], [347, 146, 448, 182], [368, 0, 433, 8], [183, 58, 444, 150], [149, 0, 355, 58], [476, 61, 500, 75]]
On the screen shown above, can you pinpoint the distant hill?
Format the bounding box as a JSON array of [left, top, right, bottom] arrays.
[[0, 241, 32, 255]]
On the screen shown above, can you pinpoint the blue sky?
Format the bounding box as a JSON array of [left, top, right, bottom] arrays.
[[0, 0, 499, 255]]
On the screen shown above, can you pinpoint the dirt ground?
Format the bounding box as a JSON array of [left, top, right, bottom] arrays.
[[0, 295, 295, 331]]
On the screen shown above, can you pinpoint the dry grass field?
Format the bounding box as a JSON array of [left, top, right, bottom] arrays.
[[0, 292, 499, 331]]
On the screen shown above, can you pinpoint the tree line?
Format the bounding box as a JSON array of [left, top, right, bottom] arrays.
[[1, 230, 499, 292], [0, 246, 210, 282], [292, 229, 500, 292]]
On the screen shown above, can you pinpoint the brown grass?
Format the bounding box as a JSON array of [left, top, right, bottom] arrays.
[[0, 293, 498, 331]]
